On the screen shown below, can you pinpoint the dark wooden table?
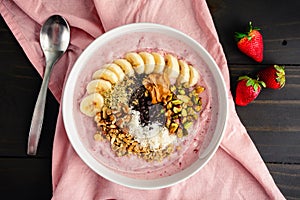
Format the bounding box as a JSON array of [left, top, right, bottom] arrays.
[[1, 0, 299, 199]]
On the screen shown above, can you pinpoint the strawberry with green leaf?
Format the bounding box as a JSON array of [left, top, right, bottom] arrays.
[[235, 76, 266, 106], [235, 22, 264, 62], [257, 65, 286, 89]]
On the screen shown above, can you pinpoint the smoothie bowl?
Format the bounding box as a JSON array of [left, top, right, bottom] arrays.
[[62, 23, 228, 189]]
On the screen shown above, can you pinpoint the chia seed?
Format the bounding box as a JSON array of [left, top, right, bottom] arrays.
[[129, 85, 165, 126]]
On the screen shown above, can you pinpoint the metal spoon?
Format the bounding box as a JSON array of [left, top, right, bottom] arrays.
[[27, 15, 70, 155]]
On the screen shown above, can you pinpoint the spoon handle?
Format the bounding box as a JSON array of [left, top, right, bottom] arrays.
[[27, 61, 53, 155]]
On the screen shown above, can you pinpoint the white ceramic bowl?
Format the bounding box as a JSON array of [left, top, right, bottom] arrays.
[[62, 23, 228, 189]]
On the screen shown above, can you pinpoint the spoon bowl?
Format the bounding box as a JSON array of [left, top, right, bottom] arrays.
[[40, 15, 70, 53], [27, 15, 70, 155]]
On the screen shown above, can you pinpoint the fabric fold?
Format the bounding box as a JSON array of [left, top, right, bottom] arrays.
[[0, 0, 284, 199]]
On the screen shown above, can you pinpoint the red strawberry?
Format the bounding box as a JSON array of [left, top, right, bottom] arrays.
[[257, 65, 285, 89], [235, 22, 264, 62], [235, 76, 266, 106]]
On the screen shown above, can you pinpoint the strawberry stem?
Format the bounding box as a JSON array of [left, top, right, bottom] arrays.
[[249, 21, 253, 32], [249, 21, 260, 31], [235, 21, 260, 41]]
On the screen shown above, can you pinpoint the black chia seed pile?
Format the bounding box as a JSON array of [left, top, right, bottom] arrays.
[[129, 76, 165, 127]]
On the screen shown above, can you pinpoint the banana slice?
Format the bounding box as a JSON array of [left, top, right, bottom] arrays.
[[151, 52, 165, 74], [188, 65, 200, 87], [86, 79, 112, 94], [113, 59, 135, 77], [164, 54, 180, 81], [138, 52, 155, 74], [125, 52, 145, 74], [177, 60, 190, 84], [80, 93, 104, 117], [92, 68, 119, 84], [104, 63, 125, 82]]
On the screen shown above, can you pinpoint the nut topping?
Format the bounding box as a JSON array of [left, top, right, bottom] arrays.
[[89, 51, 205, 163]]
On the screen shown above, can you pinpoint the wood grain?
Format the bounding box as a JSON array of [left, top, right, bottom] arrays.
[[209, 1, 300, 199], [209, 0, 300, 65], [0, 158, 52, 199], [267, 163, 300, 199], [0, 17, 59, 157]]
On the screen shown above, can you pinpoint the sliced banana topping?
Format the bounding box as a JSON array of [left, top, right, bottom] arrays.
[[80, 50, 202, 117], [104, 63, 125, 82], [86, 79, 112, 94], [177, 60, 190, 84], [138, 52, 155, 74], [151, 52, 165, 74], [125, 52, 145, 74], [92, 68, 119, 84], [113, 59, 135, 77], [164, 54, 180, 81], [80, 93, 104, 117], [188, 65, 200, 87]]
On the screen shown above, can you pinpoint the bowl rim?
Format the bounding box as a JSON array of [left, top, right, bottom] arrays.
[[62, 22, 228, 190]]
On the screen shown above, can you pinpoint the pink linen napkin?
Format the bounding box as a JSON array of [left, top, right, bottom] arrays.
[[0, 0, 285, 199]]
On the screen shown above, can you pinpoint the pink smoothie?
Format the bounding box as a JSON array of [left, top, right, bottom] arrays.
[[73, 31, 219, 179]]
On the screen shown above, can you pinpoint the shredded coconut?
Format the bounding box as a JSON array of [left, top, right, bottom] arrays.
[[128, 110, 176, 151]]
